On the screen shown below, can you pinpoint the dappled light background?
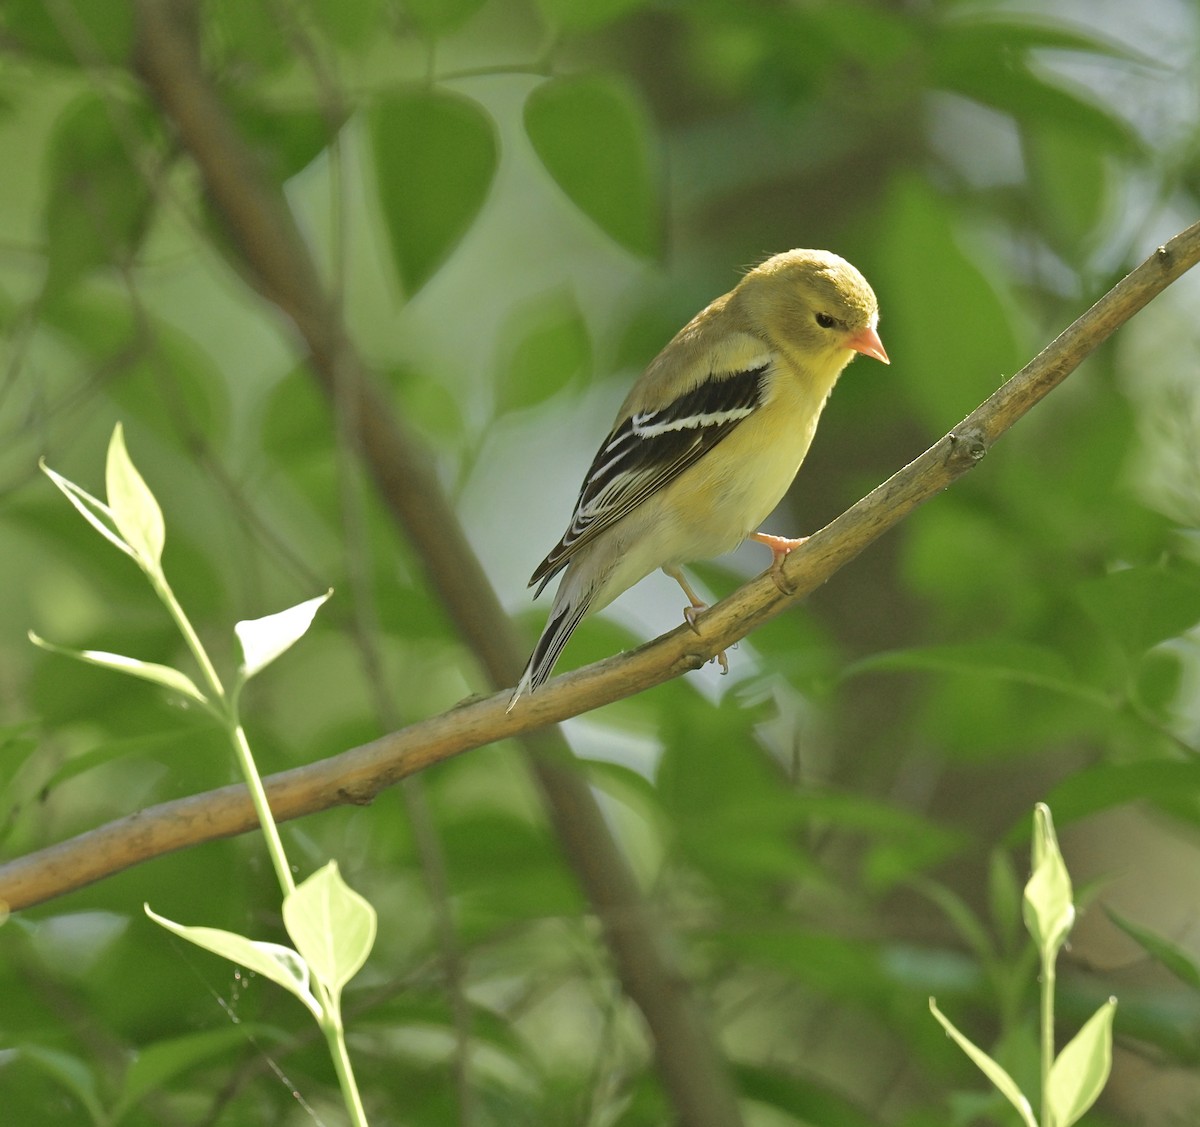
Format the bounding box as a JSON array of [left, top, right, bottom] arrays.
[[2, 0, 1200, 1123]]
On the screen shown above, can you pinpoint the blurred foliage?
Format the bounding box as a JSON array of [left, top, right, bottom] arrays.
[[1, 0, 1199, 1124]]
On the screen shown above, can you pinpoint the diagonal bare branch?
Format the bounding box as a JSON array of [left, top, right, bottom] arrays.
[[5, 218, 1199, 921]]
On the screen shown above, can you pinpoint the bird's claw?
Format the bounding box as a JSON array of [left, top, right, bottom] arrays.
[[681, 602, 727, 673], [769, 562, 797, 597]]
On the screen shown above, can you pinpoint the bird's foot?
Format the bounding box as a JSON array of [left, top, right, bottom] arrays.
[[669, 572, 728, 672], [751, 532, 807, 595]]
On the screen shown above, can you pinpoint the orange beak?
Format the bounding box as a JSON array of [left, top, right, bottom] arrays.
[[846, 324, 889, 365]]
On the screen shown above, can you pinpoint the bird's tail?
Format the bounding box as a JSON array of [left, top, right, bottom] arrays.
[[508, 575, 594, 711]]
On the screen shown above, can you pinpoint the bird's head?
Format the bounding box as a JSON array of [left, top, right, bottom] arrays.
[[735, 249, 889, 369]]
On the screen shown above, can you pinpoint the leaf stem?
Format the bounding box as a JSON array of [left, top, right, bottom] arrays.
[[230, 722, 295, 897], [151, 570, 227, 707], [325, 1016, 369, 1127], [1040, 946, 1055, 1125]]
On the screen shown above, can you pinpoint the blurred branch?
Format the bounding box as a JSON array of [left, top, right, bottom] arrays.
[[5, 220, 1200, 919], [117, 4, 747, 1127]]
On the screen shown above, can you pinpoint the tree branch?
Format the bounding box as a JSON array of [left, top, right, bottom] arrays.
[[6, 219, 1198, 920]]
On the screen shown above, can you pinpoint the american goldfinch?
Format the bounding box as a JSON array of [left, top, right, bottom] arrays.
[[511, 249, 888, 705]]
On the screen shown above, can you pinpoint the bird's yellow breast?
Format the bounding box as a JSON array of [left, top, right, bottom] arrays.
[[651, 349, 849, 565]]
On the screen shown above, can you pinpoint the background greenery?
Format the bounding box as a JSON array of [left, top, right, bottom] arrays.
[[2, 0, 1200, 1123]]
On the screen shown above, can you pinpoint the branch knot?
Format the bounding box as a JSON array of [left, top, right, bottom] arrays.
[[947, 427, 988, 467]]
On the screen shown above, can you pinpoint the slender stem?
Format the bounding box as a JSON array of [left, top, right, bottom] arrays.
[[230, 722, 296, 897], [323, 1012, 369, 1127], [148, 568, 296, 895], [151, 570, 227, 705], [1040, 948, 1055, 1125]]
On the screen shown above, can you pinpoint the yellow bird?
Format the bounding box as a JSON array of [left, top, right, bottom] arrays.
[[511, 249, 888, 705]]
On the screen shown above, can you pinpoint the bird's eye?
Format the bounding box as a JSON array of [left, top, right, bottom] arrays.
[[815, 312, 836, 329]]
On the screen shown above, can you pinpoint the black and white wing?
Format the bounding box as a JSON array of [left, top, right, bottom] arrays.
[[529, 359, 771, 595]]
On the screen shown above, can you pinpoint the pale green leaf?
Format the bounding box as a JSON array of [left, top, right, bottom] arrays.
[[40, 459, 133, 559], [106, 423, 165, 572], [235, 590, 332, 680], [29, 632, 209, 707], [283, 861, 377, 999], [929, 998, 1038, 1127], [144, 905, 321, 1020], [1046, 998, 1116, 1127]]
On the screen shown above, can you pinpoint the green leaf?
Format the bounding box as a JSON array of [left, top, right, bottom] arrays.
[[875, 175, 1020, 427], [37, 729, 210, 794], [525, 75, 661, 258], [106, 423, 165, 573], [28, 632, 209, 707], [936, 15, 1154, 66], [3, 0, 133, 67], [735, 1062, 879, 1127], [113, 1027, 277, 1120], [844, 640, 1099, 701], [390, 363, 467, 441], [928, 998, 1038, 1127], [42, 93, 154, 298], [401, 0, 488, 36], [1075, 562, 1200, 660], [283, 861, 377, 999], [40, 290, 231, 448], [1046, 998, 1116, 1127], [208, 0, 291, 74], [1133, 648, 1184, 719], [235, 591, 332, 681], [533, 0, 648, 33], [1025, 121, 1112, 259], [369, 88, 497, 294], [910, 877, 995, 965], [989, 848, 1024, 953], [232, 101, 336, 184], [310, 0, 383, 47], [144, 905, 322, 1020], [1036, 761, 1200, 831], [932, 21, 1143, 154], [711, 928, 890, 1004], [1023, 804, 1075, 956], [495, 288, 592, 413], [12, 1045, 105, 1124], [1106, 909, 1200, 990]]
